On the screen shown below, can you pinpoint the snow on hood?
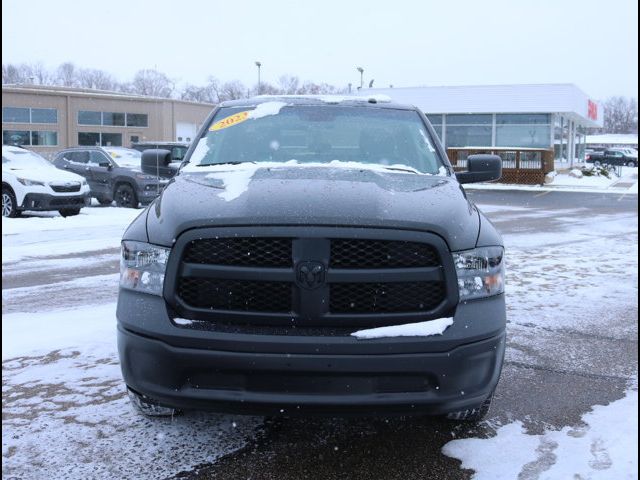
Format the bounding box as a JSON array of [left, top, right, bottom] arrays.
[[4, 164, 86, 183], [184, 160, 447, 202], [351, 317, 454, 339]]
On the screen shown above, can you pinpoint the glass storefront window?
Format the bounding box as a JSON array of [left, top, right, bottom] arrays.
[[445, 114, 492, 125], [3, 130, 30, 146], [31, 131, 58, 146], [30, 108, 58, 124], [496, 114, 550, 125], [126, 113, 148, 127], [496, 125, 550, 148], [78, 111, 102, 125], [3, 107, 30, 123], [101, 133, 123, 146], [445, 125, 492, 147], [426, 114, 443, 125], [78, 132, 101, 145], [102, 112, 126, 126]]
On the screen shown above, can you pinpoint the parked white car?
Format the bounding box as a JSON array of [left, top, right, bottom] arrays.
[[2, 145, 91, 217]]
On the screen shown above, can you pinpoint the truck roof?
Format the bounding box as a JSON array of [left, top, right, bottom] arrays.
[[219, 94, 416, 110]]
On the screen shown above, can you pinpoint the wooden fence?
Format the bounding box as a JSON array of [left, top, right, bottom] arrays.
[[447, 147, 555, 185]]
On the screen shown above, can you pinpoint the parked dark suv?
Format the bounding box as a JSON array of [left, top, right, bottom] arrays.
[[118, 96, 506, 422], [53, 146, 171, 207]]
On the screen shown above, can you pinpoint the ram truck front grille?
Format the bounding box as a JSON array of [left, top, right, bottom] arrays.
[[170, 229, 454, 332]]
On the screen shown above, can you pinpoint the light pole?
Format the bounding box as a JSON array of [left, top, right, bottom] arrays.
[[255, 61, 262, 95], [356, 67, 364, 90]]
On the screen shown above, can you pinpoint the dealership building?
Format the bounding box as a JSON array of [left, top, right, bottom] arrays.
[[2, 85, 214, 158], [3, 83, 604, 164], [360, 83, 603, 161]]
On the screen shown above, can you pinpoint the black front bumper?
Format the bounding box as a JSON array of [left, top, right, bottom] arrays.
[[21, 193, 91, 211], [117, 291, 506, 416]]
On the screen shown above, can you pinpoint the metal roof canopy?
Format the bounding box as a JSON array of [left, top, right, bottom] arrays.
[[359, 83, 603, 128]]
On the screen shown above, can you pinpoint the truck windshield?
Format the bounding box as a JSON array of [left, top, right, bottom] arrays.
[[188, 103, 446, 175]]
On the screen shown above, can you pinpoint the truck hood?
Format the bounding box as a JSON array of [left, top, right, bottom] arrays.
[[145, 164, 480, 251]]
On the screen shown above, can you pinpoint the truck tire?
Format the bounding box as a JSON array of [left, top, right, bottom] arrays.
[[59, 208, 81, 217], [627, 160, 637, 168], [114, 184, 138, 208], [127, 388, 180, 417], [446, 392, 494, 422], [2, 186, 20, 218]]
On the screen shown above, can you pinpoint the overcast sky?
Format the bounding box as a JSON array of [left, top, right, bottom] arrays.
[[2, 0, 638, 100]]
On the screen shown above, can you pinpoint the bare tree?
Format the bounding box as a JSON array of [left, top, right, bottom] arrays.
[[132, 69, 174, 98], [180, 76, 220, 103], [77, 68, 118, 90], [603, 96, 638, 134], [30, 62, 53, 85], [218, 80, 247, 101], [278, 75, 300, 94], [57, 62, 77, 87], [2, 63, 25, 84]]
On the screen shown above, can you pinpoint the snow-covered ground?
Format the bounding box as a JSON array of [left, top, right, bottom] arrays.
[[467, 165, 638, 194], [443, 385, 638, 480], [2, 198, 638, 479]]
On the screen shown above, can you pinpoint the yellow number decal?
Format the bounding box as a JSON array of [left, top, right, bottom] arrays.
[[210, 111, 250, 131]]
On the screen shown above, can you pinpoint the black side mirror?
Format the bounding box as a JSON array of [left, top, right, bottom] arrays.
[[98, 161, 112, 169], [141, 149, 172, 176], [456, 154, 502, 184]]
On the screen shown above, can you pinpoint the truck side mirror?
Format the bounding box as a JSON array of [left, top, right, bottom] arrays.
[[456, 154, 502, 184], [141, 149, 172, 176]]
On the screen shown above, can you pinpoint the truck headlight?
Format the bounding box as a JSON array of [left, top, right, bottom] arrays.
[[453, 246, 504, 301], [17, 178, 45, 186], [120, 241, 170, 296]]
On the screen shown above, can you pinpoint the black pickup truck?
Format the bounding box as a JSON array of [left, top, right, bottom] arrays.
[[586, 149, 637, 167], [117, 96, 506, 422]]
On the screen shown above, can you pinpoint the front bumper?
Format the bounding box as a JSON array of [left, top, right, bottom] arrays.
[[117, 291, 506, 415], [20, 193, 91, 211]]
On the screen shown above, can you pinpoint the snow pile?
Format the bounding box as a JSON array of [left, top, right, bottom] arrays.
[[442, 386, 638, 479], [351, 317, 453, 339]]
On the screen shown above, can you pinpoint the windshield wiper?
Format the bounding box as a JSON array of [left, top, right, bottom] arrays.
[[380, 165, 420, 174], [196, 161, 256, 167]]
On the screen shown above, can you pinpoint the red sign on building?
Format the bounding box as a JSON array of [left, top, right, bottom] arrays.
[[588, 100, 598, 120]]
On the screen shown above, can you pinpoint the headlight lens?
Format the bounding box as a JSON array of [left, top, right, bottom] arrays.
[[453, 246, 504, 301], [120, 241, 170, 296], [17, 178, 45, 186]]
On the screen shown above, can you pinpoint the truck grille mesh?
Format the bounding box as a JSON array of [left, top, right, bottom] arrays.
[[330, 282, 445, 313], [183, 237, 292, 267], [330, 239, 439, 268], [178, 278, 292, 313]]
